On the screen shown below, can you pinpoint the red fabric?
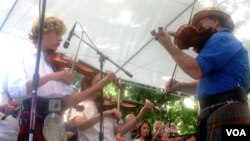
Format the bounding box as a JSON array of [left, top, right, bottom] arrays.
[[18, 97, 64, 141], [18, 112, 48, 141]]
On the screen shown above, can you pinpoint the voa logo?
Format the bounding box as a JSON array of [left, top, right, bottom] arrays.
[[226, 129, 246, 136]]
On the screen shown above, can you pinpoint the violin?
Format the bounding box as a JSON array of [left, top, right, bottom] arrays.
[[46, 52, 95, 76], [95, 96, 139, 111], [173, 24, 217, 52], [152, 24, 216, 52], [96, 97, 166, 114]]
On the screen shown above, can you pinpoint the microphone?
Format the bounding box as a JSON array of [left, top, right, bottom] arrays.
[[63, 22, 77, 48]]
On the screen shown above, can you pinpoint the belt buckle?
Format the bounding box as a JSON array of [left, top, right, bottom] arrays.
[[226, 99, 234, 104], [48, 99, 62, 112]]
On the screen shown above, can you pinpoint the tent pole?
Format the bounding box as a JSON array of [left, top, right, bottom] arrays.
[[0, 0, 19, 30], [114, 1, 196, 74]]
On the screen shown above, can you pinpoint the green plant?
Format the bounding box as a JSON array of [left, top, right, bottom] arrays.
[[104, 82, 198, 134]]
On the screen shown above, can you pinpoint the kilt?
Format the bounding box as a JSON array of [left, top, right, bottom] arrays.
[[197, 101, 250, 141], [18, 111, 47, 141], [18, 97, 63, 141]]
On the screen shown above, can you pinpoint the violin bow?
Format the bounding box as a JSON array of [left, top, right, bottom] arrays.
[[1, 105, 22, 120], [152, 122, 165, 141], [1, 93, 22, 120], [69, 22, 84, 73], [165, 0, 197, 96], [115, 78, 127, 125], [115, 1, 197, 76], [117, 79, 122, 112]]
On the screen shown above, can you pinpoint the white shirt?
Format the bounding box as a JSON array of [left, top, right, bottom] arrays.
[[0, 95, 19, 141], [0, 48, 19, 141], [0, 52, 12, 103], [0, 89, 19, 141], [7, 46, 73, 101], [71, 100, 117, 141], [0, 112, 19, 141]]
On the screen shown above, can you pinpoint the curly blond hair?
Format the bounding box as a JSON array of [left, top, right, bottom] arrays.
[[29, 14, 66, 44]]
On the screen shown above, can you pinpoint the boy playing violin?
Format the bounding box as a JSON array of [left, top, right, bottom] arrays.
[[7, 14, 116, 141]]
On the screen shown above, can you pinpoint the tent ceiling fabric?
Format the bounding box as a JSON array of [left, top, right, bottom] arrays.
[[1, 0, 250, 89]]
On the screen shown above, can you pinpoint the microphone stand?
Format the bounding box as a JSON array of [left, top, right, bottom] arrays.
[[29, 0, 46, 141], [99, 53, 105, 141], [73, 33, 133, 78], [73, 32, 132, 141]]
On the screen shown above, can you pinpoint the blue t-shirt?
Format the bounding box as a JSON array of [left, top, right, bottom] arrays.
[[196, 28, 249, 100]]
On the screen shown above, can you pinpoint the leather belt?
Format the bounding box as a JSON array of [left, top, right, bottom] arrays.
[[199, 87, 247, 109], [22, 96, 63, 113], [20, 96, 64, 125]]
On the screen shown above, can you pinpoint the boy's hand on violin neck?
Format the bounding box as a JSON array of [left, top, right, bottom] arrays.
[[53, 70, 74, 85]]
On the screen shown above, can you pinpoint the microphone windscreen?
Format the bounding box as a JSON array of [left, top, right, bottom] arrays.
[[63, 41, 70, 48]]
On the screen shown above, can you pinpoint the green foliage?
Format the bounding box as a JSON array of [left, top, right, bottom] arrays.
[[71, 73, 198, 134], [104, 82, 199, 134]]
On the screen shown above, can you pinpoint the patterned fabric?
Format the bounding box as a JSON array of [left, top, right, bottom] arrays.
[[197, 101, 250, 141], [18, 111, 47, 141], [18, 97, 64, 141]]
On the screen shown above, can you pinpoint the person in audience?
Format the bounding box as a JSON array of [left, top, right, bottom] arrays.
[[116, 100, 154, 141], [124, 114, 138, 141], [133, 120, 153, 141], [152, 120, 164, 140], [160, 123, 180, 141]]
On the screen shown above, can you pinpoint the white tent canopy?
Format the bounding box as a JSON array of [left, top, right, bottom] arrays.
[[1, 0, 250, 90]]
